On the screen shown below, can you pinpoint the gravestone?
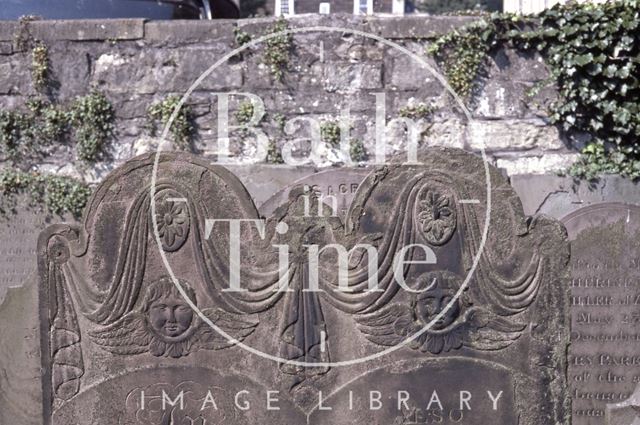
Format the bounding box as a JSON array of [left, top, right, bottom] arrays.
[[0, 197, 53, 305], [0, 275, 42, 425], [258, 167, 371, 219], [0, 197, 75, 425], [37, 149, 570, 424], [605, 384, 640, 425], [563, 203, 640, 425]]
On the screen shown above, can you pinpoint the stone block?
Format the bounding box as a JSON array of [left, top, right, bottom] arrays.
[[467, 119, 565, 152]]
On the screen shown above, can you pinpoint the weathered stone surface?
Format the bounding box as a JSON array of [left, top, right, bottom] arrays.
[[36, 149, 569, 424], [386, 54, 440, 91], [0, 41, 12, 55], [606, 383, 640, 424], [563, 204, 640, 424], [511, 175, 640, 220], [0, 58, 31, 95], [144, 20, 236, 46], [321, 62, 384, 92], [474, 49, 555, 119], [495, 152, 579, 175], [310, 358, 520, 424], [91, 48, 243, 95], [0, 275, 41, 425], [467, 119, 565, 152], [510, 176, 640, 425], [9, 19, 146, 42], [0, 16, 569, 177], [258, 167, 370, 219], [0, 197, 61, 305], [366, 15, 478, 39], [0, 199, 77, 425]]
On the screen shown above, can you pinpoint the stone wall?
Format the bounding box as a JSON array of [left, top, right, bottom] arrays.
[[0, 15, 578, 183]]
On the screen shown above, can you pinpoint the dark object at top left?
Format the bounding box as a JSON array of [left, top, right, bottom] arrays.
[[1, 0, 239, 20]]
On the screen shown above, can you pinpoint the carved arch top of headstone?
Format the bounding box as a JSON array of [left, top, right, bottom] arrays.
[[37, 149, 570, 425]]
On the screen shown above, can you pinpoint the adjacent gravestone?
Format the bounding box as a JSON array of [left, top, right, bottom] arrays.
[[563, 203, 640, 425], [0, 275, 42, 425], [0, 197, 75, 425], [37, 150, 570, 424], [605, 384, 640, 425], [0, 197, 51, 305]]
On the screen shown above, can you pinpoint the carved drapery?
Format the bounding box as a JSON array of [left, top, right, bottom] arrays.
[[38, 150, 568, 406]]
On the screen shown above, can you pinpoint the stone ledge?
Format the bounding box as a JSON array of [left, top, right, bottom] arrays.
[[239, 14, 477, 39], [144, 20, 236, 44], [365, 15, 478, 39], [0, 15, 476, 44], [0, 19, 145, 42]]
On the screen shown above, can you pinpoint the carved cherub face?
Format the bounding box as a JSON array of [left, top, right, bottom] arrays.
[[149, 296, 194, 338], [143, 278, 197, 341], [413, 272, 463, 330], [90, 275, 258, 359]]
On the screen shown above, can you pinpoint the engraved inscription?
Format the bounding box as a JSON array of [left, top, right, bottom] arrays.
[[564, 205, 640, 424]]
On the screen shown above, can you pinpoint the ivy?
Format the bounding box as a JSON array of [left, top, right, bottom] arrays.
[[568, 144, 640, 180], [14, 15, 39, 51], [430, 1, 640, 179], [232, 19, 293, 81], [349, 139, 367, 163], [267, 139, 284, 164], [0, 102, 66, 163], [69, 91, 115, 162], [0, 169, 91, 217], [235, 101, 255, 125], [234, 27, 252, 46], [27, 99, 69, 145], [31, 42, 50, 92], [147, 95, 195, 151], [320, 121, 342, 147], [0, 93, 114, 165], [263, 18, 293, 81], [533, 2, 639, 180], [399, 103, 436, 120], [0, 110, 31, 162], [428, 14, 525, 99], [319, 120, 367, 162]]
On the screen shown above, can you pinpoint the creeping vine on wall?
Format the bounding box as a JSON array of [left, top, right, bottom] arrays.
[[320, 121, 342, 147], [428, 13, 534, 99], [399, 103, 436, 120], [349, 139, 367, 163], [267, 139, 284, 164], [235, 101, 255, 125], [320, 120, 368, 162], [0, 169, 91, 217], [31, 42, 50, 92], [263, 18, 293, 81], [14, 15, 39, 51], [234, 27, 252, 46], [69, 92, 115, 162], [147, 95, 195, 151], [429, 0, 640, 179], [0, 93, 114, 165]]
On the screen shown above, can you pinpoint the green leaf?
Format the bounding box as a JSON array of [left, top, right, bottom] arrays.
[[574, 53, 594, 66]]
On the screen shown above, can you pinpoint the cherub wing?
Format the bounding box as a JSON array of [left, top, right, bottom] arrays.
[[194, 308, 259, 350], [461, 307, 526, 351], [88, 312, 152, 355], [355, 303, 413, 347]]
